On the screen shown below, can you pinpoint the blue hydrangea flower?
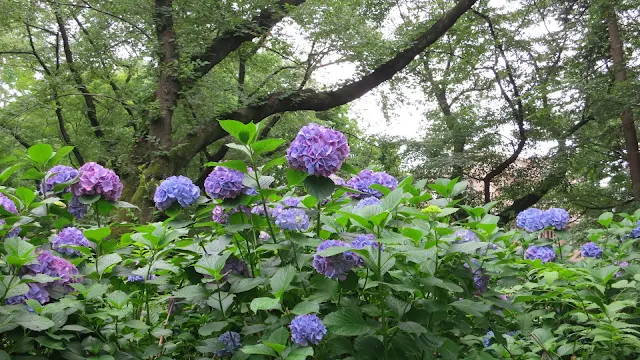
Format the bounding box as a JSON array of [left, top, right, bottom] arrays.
[[524, 245, 556, 263], [41, 165, 79, 194], [212, 205, 229, 224], [0, 192, 20, 237], [516, 208, 546, 232], [464, 259, 490, 295], [127, 274, 155, 282], [289, 314, 327, 346], [351, 234, 383, 251], [347, 170, 398, 199], [543, 208, 570, 230], [275, 208, 309, 231], [52, 227, 91, 256], [258, 231, 271, 242], [581, 242, 602, 258], [483, 331, 494, 348], [154, 175, 200, 210], [454, 229, 479, 243], [355, 196, 381, 209], [286, 123, 350, 177], [68, 196, 88, 219], [312, 240, 361, 280], [216, 331, 241, 357], [251, 204, 267, 216], [281, 197, 301, 207], [630, 221, 640, 238], [205, 166, 246, 200], [329, 174, 346, 186], [5, 283, 50, 306]]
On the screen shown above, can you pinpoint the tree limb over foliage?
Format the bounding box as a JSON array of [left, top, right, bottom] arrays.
[[178, 0, 479, 164]]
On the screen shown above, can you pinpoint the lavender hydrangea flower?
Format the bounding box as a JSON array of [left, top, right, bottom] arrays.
[[5, 283, 50, 306], [454, 230, 479, 243], [275, 208, 309, 231], [289, 314, 327, 346], [352, 234, 383, 251], [347, 170, 398, 199], [68, 196, 88, 219], [543, 208, 570, 230], [41, 165, 78, 194], [464, 259, 490, 295], [286, 123, 350, 177], [154, 176, 200, 210], [212, 206, 229, 224], [516, 208, 546, 232], [25, 250, 80, 292], [483, 331, 494, 348], [630, 221, 640, 238], [281, 197, 301, 207], [216, 331, 241, 357], [222, 256, 250, 279], [0, 192, 20, 237], [524, 245, 556, 263], [71, 162, 123, 201], [355, 196, 381, 209], [312, 240, 361, 280], [329, 174, 346, 186], [127, 274, 155, 282], [52, 227, 91, 256], [259, 231, 271, 242], [581, 242, 602, 258], [205, 166, 246, 200], [616, 261, 629, 277]]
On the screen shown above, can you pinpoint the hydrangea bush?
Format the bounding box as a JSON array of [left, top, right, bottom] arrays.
[[0, 126, 639, 359]]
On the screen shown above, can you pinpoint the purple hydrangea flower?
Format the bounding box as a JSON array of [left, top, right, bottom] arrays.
[[52, 227, 91, 256], [516, 208, 546, 232], [464, 259, 490, 295], [483, 331, 494, 348], [5, 283, 50, 306], [275, 208, 309, 231], [216, 331, 241, 357], [355, 196, 381, 209], [312, 240, 361, 280], [286, 123, 350, 177], [204, 166, 246, 200], [543, 208, 570, 230], [289, 314, 327, 346], [454, 229, 479, 243], [251, 204, 266, 216], [222, 256, 250, 279], [281, 197, 301, 207], [41, 165, 78, 194], [352, 234, 383, 251], [68, 196, 88, 219], [71, 162, 123, 201], [329, 174, 346, 186], [212, 206, 229, 224], [581, 242, 602, 258], [630, 221, 640, 238], [127, 274, 155, 282], [259, 231, 271, 242], [25, 250, 80, 292], [154, 176, 200, 210], [616, 261, 629, 277], [524, 245, 556, 263], [347, 170, 398, 199], [0, 193, 20, 238]]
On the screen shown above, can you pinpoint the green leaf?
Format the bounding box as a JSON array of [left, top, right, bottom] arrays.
[[47, 146, 75, 167], [285, 346, 314, 360], [268, 326, 290, 345], [316, 246, 351, 257], [113, 201, 139, 209], [207, 160, 247, 173], [28, 144, 53, 165], [195, 253, 230, 279], [219, 120, 256, 144], [381, 187, 406, 211], [250, 297, 280, 312], [291, 301, 320, 315], [78, 194, 101, 205], [61, 325, 93, 334], [340, 162, 359, 175], [198, 321, 228, 336], [0, 163, 23, 184], [16, 313, 55, 331], [124, 320, 149, 330], [84, 227, 110, 243], [4, 237, 36, 267], [451, 299, 491, 317], [96, 253, 122, 275], [398, 321, 428, 334], [229, 277, 266, 293], [15, 187, 35, 207], [323, 307, 370, 336], [598, 212, 614, 227], [556, 343, 578, 356], [241, 344, 278, 357], [304, 175, 335, 200], [262, 156, 286, 173], [287, 169, 309, 186], [252, 139, 285, 155], [270, 265, 296, 299]]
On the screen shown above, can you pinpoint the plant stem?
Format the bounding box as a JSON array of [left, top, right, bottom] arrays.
[[316, 203, 322, 238], [377, 243, 388, 359], [290, 240, 308, 296], [0, 268, 17, 304]]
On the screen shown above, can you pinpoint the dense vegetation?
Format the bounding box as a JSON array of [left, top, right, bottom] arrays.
[[0, 123, 639, 359]]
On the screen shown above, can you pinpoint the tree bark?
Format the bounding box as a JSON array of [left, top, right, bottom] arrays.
[[606, 6, 640, 201]]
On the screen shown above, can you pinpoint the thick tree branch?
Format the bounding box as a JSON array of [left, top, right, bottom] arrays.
[[189, 0, 305, 81], [0, 125, 32, 149], [177, 0, 479, 166]]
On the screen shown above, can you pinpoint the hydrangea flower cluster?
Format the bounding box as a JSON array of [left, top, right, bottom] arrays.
[[347, 170, 398, 199], [51, 227, 91, 256], [41, 165, 78, 194], [23, 250, 80, 296], [454, 229, 479, 243], [258, 231, 271, 242], [281, 197, 301, 207], [0, 192, 20, 238], [222, 257, 250, 279], [329, 174, 346, 186], [352, 234, 383, 251], [127, 274, 155, 282], [216, 331, 241, 357], [72, 162, 123, 201], [516, 207, 570, 232], [464, 259, 490, 295], [275, 208, 309, 231], [483, 331, 518, 348], [212, 205, 251, 224], [581, 242, 603, 258], [204, 166, 247, 200], [312, 240, 361, 280], [5, 283, 50, 306], [68, 196, 88, 219], [289, 314, 327, 346], [154, 176, 200, 210], [630, 221, 640, 238], [355, 196, 381, 209], [524, 245, 556, 263], [421, 205, 442, 215], [286, 123, 350, 177]]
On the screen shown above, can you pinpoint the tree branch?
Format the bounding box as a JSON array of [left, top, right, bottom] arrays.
[[177, 0, 479, 165], [0, 124, 32, 149]]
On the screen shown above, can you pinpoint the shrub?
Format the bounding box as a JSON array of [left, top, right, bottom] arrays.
[[0, 125, 638, 359]]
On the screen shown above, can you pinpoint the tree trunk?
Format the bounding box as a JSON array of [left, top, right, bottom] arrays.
[[607, 7, 640, 201]]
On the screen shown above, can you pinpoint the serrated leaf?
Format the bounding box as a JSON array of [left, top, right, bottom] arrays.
[[451, 299, 490, 317], [229, 277, 266, 293], [96, 253, 121, 275], [291, 301, 320, 315], [198, 321, 228, 336], [399, 321, 427, 334], [241, 344, 278, 356], [287, 169, 309, 186], [304, 175, 335, 200], [16, 313, 55, 331], [252, 139, 285, 155], [324, 307, 370, 336], [270, 265, 296, 299], [316, 246, 351, 257], [250, 297, 280, 312]]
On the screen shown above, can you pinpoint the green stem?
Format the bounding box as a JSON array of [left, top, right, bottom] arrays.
[[290, 239, 308, 296], [0, 268, 17, 304], [377, 243, 388, 360], [144, 252, 155, 326], [240, 212, 255, 277], [316, 203, 322, 238]]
